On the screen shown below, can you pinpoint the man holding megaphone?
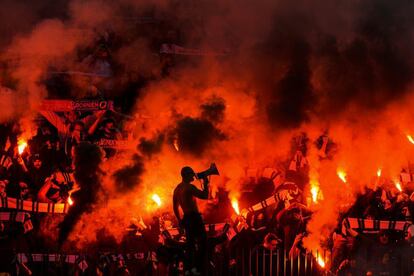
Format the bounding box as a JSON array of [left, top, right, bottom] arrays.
[[173, 163, 219, 275]]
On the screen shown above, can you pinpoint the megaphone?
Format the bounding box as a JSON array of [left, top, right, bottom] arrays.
[[196, 163, 220, 179]]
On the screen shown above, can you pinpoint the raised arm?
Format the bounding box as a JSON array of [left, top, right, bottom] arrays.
[[37, 177, 54, 203], [190, 178, 209, 199], [87, 110, 106, 136], [38, 111, 68, 135]]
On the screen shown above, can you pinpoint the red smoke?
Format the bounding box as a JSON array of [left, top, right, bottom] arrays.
[[1, 0, 414, 253]]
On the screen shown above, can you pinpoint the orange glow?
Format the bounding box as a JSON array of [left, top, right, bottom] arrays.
[[394, 180, 402, 192], [407, 135, 414, 144], [151, 194, 162, 207], [311, 186, 319, 203], [231, 198, 240, 215], [316, 255, 326, 268], [173, 139, 179, 151], [337, 169, 347, 183], [68, 195, 74, 206], [17, 139, 27, 155], [377, 168, 382, 177]]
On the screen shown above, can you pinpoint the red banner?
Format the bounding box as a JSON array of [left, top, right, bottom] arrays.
[[40, 100, 114, 112]]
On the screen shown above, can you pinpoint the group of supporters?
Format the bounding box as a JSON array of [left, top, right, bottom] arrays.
[[0, 25, 413, 275], [0, 107, 124, 205], [0, 119, 414, 275], [139, 133, 414, 275]]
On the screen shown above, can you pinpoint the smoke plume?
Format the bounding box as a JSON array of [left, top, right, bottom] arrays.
[[2, 0, 414, 252]]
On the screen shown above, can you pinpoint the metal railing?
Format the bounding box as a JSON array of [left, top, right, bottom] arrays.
[[228, 249, 330, 276], [7, 249, 331, 276]]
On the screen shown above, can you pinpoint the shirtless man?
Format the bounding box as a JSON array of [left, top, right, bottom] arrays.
[[173, 166, 209, 275]]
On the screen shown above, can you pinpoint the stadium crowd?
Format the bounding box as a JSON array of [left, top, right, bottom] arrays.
[[0, 29, 413, 276]]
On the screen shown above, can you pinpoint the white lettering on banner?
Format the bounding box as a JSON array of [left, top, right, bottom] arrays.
[[40, 100, 113, 112], [95, 139, 130, 149]]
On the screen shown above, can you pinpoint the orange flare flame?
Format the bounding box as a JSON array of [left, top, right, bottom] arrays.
[[231, 198, 240, 215], [337, 169, 347, 183], [377, 168, 382, 177], [394, 180, 402, 192], [407, 135, 414, 144], [311, 185, 319, 203], [316, 255, 326, 268], [68, 195, 74, 206], [17, 139, 27, 155], [151, 194, 162, 207], [173, 139, 179, 151]]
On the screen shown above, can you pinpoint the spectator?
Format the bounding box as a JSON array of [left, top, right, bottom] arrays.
[[401, 226, 414, 275], [251, 233, 282, 275], [89, 115, 122, 158], [369, 231, 399, 275], [0, 147, 13, 177], [17, 180, 33, 200], [37, 169, 77, 203], [26, 154, 51, 195], [39, 110, 99, 158], [64, 120, 85, 160]]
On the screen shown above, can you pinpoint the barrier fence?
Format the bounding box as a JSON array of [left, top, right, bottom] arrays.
[[5, 249, 331, 276], [229, 249, 330, 276]]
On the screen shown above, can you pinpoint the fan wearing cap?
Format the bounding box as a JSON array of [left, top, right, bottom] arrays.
[[173, 166, 209, 275]]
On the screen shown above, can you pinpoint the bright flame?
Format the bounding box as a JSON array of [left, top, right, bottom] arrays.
[[68, 195, 74, 206], [377, 168, 382, 177], [173, 139, 179, 151], [317, 255, 326, 268], [311, 185, 319, 203], [407, 135, 414, 144], [17, 139, 27, 155], [394, 180, 402, 192], [337, 169, 347, 183], [231, 198, 240, 215], [151, 194, 162, 207]]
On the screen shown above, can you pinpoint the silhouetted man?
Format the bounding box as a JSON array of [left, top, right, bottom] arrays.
[[173, 166, 209, 275]]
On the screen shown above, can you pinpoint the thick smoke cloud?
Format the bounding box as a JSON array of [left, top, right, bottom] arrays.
[[174, 116, 226, 156], [138, 133, 165, 157], [265, 40, 314, 128], [58, 142, 103, 246], [200, 96, 226, 123], [112, 154, 145, 192], [3, 0, 414, 251]]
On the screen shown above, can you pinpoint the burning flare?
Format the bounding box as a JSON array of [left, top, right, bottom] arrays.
[[231, 198, 240, 215], [17, 139, 27, 155], [377, 168, 382, 177], [173, 139, 180, 151], [310, 186, 319, 203], [394, 180, 402, 192], [337, 169, 347, 183], [316, 255, 326, 268], [68, 195, 74, 206], [407, 135, 414, 145], [151, 194, 162, 207]]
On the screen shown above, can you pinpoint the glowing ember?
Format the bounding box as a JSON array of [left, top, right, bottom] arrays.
[[231, 198, 240, 215], [407, 135, 414, 144], [68, 195, 74, 206], [337, 169, 347, 183], [151, 194, 162, 207], [17, 139, 27, 155], [377, 168, 382, 177]]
